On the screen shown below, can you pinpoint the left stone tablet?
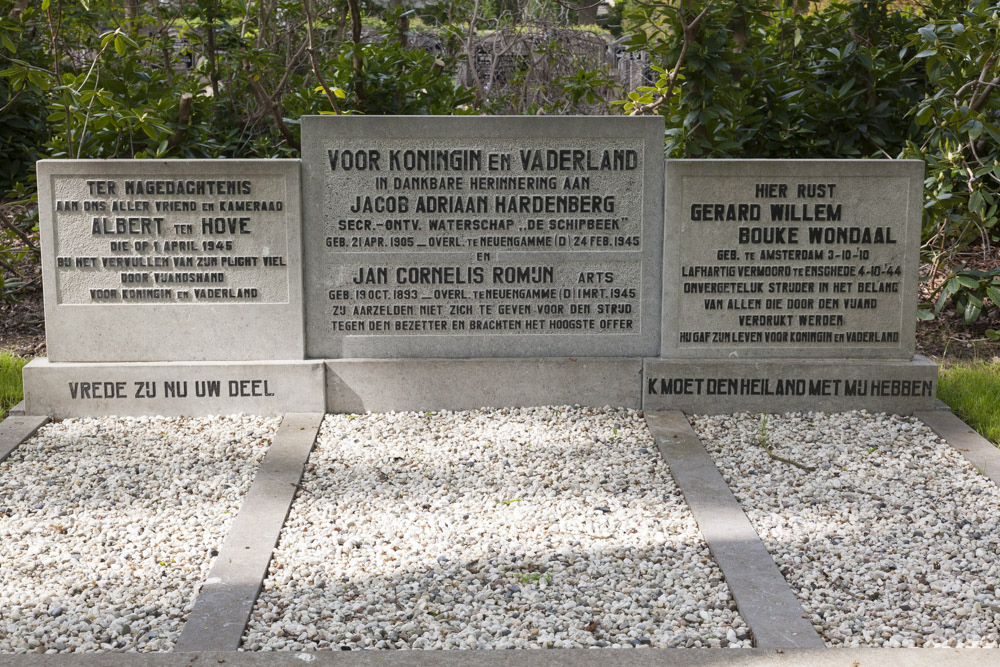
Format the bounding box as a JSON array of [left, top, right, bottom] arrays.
[[36, 159, 304, 362]]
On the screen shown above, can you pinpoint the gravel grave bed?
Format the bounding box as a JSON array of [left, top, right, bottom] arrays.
[[244, 406, 750, 650], [0, 415, 278, 654], [691, 411, 1000, 648]]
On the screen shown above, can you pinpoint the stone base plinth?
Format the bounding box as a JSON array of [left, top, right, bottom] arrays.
[[22, 359, 325, 418], [327, 358, 643, 413], [21, 355, 939, 417], [643, 355, 937, 414]]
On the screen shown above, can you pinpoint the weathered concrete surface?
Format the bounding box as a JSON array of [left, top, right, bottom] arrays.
[[645, 411, 825, 649], [302, 116, 664, 359], [36, 159, 304, 363], [327, 357, 643, 412], [918, 408, 1000, 488], [0, 414, 49, 463], [175, 413, 324, 652], [643, 356, 937, 414], [22, 359, 325, 417], [662, 159, 923, 360]]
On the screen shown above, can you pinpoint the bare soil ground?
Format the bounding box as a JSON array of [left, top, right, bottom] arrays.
[[0, 202, 44, 357], [917, 245, 1000, 365]]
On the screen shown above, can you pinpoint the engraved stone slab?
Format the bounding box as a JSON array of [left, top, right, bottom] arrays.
[[37, 160, 303, 362], [662, 160, 923, 359], [302, 116, 664, 358], [22, 359, 324, 417], [643, 356, 937, 414]]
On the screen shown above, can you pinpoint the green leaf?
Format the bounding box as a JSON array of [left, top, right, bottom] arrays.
[[916, 307, 935, 321], [41, 0, 50, 9], [986, 329, 999, 341], [985, 285, 1000, 306], [969, 190, 984, 213], [114, 34, 125, 56], [915, 104, 934, 125], [333, 87, 346, 99], [957, 275, 980, 289], [963, 302, 981, 324], [915, 49, 938, 58], [918, 25, 937, 43], [934, 288, 951, 314]]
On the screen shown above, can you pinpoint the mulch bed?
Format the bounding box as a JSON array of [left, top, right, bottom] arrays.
[[917, 245, 1000, 364], [0, 205, 44, 357]]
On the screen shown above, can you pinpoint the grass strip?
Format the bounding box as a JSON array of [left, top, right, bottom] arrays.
[[0, 350, 29, 420], [938, 360, 1000, 446]]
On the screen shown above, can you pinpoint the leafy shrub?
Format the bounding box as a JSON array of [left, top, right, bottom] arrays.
[[618, 0, 999, 321]]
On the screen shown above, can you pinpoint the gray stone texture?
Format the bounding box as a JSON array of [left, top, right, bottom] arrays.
[[662, 159, 923, 360], [327, 357, 642, 412], [0, 414, 49, 463], [643, 355, 937, 414], [176, 412, 323, 652], [37, 159, 304, 362], [301, 116, 664, 359], [644, 411, 825, 649], [21, 359, 325, 417]]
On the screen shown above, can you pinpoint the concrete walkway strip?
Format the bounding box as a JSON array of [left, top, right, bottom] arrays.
[[917, 409, 1000, 488], [644, 411, 825, 650], [174, 412, 325, 653], [5, 648, 1000, 666], [0, 414, 49, 463]]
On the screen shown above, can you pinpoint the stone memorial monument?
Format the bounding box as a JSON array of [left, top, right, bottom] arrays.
[[302, 116, 664, 411], [19, 119, 937, 417], [645, 159, 937, 413], [24, 160, 324, 417]]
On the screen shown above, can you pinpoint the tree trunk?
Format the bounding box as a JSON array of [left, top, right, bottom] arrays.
[[206, 1, 220, 98], [577, 0, 599, 26], [346, 0, 364, 104], [125, 0, 141, 34]]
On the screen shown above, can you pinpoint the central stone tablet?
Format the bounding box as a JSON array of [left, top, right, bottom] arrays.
[[302, 117, 663, 358]]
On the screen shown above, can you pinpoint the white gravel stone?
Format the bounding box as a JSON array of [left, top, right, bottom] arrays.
[[690, 410, 1000, 648], [243, 406, 750, 650], [0, 415, 278, 653]]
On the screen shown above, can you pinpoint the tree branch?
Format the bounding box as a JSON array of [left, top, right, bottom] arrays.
[[303, 0, 342, 114], [166, 92, 193, 150], [0, 208, 39, 258], [629, 1, 714, 116], [244, 65, 300, 151]]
